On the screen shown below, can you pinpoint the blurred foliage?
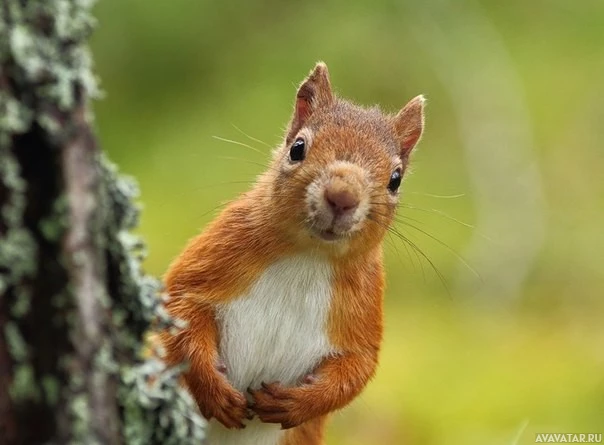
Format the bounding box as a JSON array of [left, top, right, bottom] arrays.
[[91, 0, 604, 443]]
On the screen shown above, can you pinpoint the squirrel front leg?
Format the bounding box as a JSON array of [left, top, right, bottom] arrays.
[[249, 350, 378, 429], [160, 295, 250, 429]]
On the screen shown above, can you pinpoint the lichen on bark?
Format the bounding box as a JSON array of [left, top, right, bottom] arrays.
[[0, 1, 205, 443], [103, 158, 206, 444]]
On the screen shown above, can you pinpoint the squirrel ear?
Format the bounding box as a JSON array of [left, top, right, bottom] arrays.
[[393, 95, 425, 158], [286, 62, 334, 144]]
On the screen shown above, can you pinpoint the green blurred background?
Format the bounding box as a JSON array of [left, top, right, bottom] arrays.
[[91, 0, 604, 443]]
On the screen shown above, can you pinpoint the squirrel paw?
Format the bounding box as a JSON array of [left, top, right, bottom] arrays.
[[198, 380, 250, 429], [247, 381, 308, 430]]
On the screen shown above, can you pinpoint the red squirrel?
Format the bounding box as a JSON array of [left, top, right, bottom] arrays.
[[159, 62, 425, 445]]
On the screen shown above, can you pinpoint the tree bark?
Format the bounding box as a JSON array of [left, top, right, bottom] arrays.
[[0, 1, 205, 444]]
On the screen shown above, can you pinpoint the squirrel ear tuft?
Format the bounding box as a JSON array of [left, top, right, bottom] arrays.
[[286, 62, 334, 144], [393, 95, 425, 158]]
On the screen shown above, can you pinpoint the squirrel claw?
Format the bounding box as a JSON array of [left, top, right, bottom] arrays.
[[281, 421, 297, 430], [260, 381, 283, 396]]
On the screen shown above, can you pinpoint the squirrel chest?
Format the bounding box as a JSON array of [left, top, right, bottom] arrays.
[[216, 254, 335, 392]]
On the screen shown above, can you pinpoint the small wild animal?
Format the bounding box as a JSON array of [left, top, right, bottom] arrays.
[[160, 62, 425, 445]]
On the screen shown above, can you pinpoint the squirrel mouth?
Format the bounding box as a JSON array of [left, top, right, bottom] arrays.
[[319, 229, 340, 241], [308, 218, 357, 243], [314, 228, 346, 242]]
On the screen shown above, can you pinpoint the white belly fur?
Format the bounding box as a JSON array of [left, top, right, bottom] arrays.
[[206, 255, 335, 445]]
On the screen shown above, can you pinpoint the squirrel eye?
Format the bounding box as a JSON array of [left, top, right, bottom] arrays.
[[387, 169, 402, 193], [289, 138, 306, 162]]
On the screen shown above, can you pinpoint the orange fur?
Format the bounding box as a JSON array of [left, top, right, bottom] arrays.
[[165, 197, 295, 303], [159, 298, 249, 428], [160, 62, 424, 444], [281, 416, 328, 445]]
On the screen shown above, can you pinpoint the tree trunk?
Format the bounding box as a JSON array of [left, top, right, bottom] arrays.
[[0, 1, 205, 444]]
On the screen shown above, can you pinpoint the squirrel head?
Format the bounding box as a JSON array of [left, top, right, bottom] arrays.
[[262, 62, 425, 258]]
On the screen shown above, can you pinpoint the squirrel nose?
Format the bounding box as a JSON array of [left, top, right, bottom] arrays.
[[324, 188, 360, 215]]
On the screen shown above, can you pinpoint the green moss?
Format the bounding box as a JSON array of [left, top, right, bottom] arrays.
[[119, 358, 206, 444], [0, 93, 33, 134], [9, 365, 40, 403], [96, 340, 119, 374], [3, 1, 100, 140], [0, 138, 36, 415], [4, 321, 28, 362], [70, 394, 93, 443], [9, 286, 31, 318], [39, 195, 68, 242], [0, 147, 35, 298], [41, 375, 61, 405], [0, 228, 37, 298]]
